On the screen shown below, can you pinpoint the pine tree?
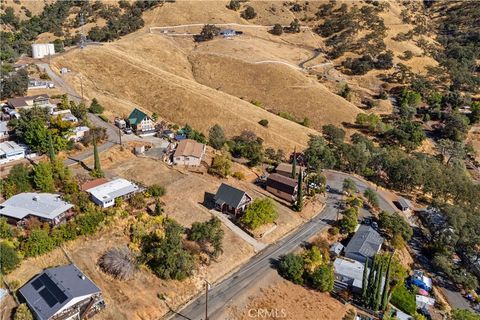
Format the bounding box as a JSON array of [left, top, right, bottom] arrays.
[[92, 134, 104, 177], [291, 147, 297, 178], [48, 133, 56, 163], [381, 254, 393, 310], [296, 169, 304, 211], [361, 257, 369, 301]]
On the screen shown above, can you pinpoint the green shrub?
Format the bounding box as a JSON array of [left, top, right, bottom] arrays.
[[0, 242, 20, 274], [14, 303, 33, 320], [271, 24, 283, 36], [232, 171, 245, 180], [147, 184, 166, 197], [390, 284, 416, 315], [130, 193, 146, 209], [75, 210, 105, 236], [258, 119, 269, 127], [278, 253, 305, 284], [22, 228, 55, 257], [88, 98, 104, 114]]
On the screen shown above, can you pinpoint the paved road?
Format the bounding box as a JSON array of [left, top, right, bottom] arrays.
[[170, 172, 393, 320], [36, 63, 83, 103]]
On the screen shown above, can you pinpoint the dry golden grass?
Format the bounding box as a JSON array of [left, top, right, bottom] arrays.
[[52, 33, 321, 151]]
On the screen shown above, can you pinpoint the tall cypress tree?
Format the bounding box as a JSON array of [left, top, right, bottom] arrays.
[[373, 261, 384, 311], [48, 133, 56, 163], [361, 257, 370, 301], [366, 255, 377, 308], [296, 169, 304, 211], [381, 254, 393, 311], [92, 134, 104, 177], [291, 147, 297, 178]]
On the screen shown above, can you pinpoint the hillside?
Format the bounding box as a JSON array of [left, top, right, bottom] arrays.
[[8, 0, 476, 151], [52, 33, 319, 151]]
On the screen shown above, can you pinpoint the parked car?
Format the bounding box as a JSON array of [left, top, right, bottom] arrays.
[[123, 127, 133, 134]]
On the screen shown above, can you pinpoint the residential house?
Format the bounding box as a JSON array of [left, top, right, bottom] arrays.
[[0, 193, 74, 226], [69, 126, 90, 142], [395, 197, 413, 212], [344, 225, 384, 263], [0, 121, 9, 141], [275, 162, 306, 178], [51, 109, 78, 123], [173, 139, 206, 166], [0, 141, 26, 164], [214, 183, 252, 216], [266, 173, 298, 203], [127, 108, 156, 136], [410, 270, 432, 292], [28, 79, 54, 89], [19, 264, 105, 320], [7, 94, 56, 111], [333, 257, 366, 293], [85, 178, 141, 208]]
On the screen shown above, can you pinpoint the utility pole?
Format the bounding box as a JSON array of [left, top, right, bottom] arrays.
[[80, 75, 84, 102], [118, 127, 122, 146], [204, 280, 211, 320]]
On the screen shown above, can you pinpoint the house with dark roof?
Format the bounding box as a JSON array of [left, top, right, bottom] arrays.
[[214, 183, 252, 216], [19, 264, 105, 320], [127, 108, 155, 136], [266, 173, 298, 203], [344, 225, 384, 263]]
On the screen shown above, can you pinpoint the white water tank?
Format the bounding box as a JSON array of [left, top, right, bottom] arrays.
[[31, 43, 55, 59]]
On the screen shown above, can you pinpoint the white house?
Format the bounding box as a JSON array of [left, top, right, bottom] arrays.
[[86, 178, 141, 208], [68, 126, 90, 142], [51, 109, 78, 123], [0, 193, 74, 226], [0, 141, 26, 164], [173, 139, 206, 166], [333, 257, 366, 293], [0, 121, 9, 140]]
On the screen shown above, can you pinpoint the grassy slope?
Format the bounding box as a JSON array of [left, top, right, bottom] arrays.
[[49, 0, 446, 150]]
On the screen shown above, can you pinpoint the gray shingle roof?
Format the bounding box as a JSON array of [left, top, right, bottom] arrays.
[[345, 225, 384, 259], [0, 193, 73, 221], [19, 264, 101, 320], [397, 197, 412, 210], [214, 183, 248, 209]]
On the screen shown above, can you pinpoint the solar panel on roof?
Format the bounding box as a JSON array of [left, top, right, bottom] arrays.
[[39, 288, 58, 307], [41, 274, 68, 303], [31, 277, 43, 290]]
